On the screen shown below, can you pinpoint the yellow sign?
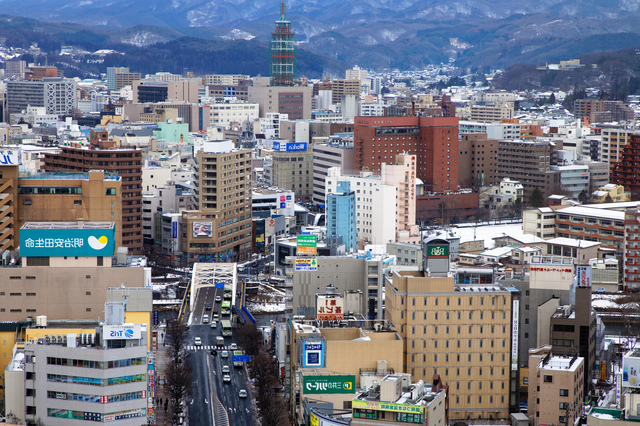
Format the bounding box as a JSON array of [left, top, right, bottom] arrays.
[[297, 245, 317, 256], [310, 412, 319, 426]]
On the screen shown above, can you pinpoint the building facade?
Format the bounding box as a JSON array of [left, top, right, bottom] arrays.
[[43, 142, 143, 254], [6, 79, 77, 117], [353, 116, 459, 193], [326, 181, 357, 252]]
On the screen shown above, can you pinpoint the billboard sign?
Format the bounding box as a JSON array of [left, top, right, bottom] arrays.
[[0, 150, 20, 165], [303, 375, 355, 394], [103, 324, 142, 340], [297, 234, 317, 256], [172, 222, 178, 239], [576, 266, 592, 287], [427, 245, 449, 257], [352, 400, 424, 414], [192, 222, 212, 238], [272, 142, 307, 152], [20, 227, 116, 257], [511, 299, 519, 371], [301, 340, 324, 368], [623, 355, 640, 387], [295, 257, 317, 271], [317, 295, 344, 321]]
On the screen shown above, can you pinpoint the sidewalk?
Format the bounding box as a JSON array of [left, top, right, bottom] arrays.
[[153, 343, 172, 426]]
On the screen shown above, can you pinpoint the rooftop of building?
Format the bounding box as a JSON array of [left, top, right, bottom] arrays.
[[544, 237, 600, 248], [553, 205, 625, 220], [21, 221, 115, 230], [19, 170, 121, 181], [538, 354, 582, 372], [355, 374, 445, 408]]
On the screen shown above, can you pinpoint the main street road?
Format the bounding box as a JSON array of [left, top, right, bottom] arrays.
[[187, 286, 255, 426]]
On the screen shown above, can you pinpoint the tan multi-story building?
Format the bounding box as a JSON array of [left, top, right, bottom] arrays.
[[267, 140, 314, 201], [182, 145, 252, 263], [469, 103, 514, 123], [528, 347, 584, 426], [43, 136, 143, 254], [17, 170, 123, 249], [331, 79, 361, 105], [287, 322, 404, 424], [248, 77, 312, 119], [458, 133, 499, 187], [204, 74, 250, 85], [0, 162, 123, 252], [385, 252, 516, 420]]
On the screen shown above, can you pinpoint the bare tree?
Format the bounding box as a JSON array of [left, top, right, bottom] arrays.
[[165, 319, 188, 365], [236, 323, 264, 356], [166, 360, 193, 426], [249, 351, 280, 398], [258, 393, 290, 426]]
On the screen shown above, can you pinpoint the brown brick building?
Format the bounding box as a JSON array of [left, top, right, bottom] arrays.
[[458, 133, 499, 188], [43, 134, 143, 253], [353, 116, 459, 193]]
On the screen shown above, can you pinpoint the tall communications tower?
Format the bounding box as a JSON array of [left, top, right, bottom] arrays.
[[270, 2, 296, 86]]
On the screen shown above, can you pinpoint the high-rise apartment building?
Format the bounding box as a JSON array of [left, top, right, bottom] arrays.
[[270, 2, 296, 86], [248, 78, 313, 120], [612, 134, 640, 198], [205, 74, 250, 86], [496, 140, 561, 199], [353, 116, 459, 193], [6, 78, 77, 117], [106, 67, 141, 91], [24, 66, 58, 80], [182, 143, 252, 263], [574, 99, 634, 123], [43, 135, 143, 254], [469, 103, 514, 122], [624, 205, 640, 291]]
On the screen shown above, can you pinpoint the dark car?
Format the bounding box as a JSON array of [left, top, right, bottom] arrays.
[[205, 303, 212, 310]]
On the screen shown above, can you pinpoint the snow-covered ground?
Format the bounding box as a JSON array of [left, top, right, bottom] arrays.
[[246, 285, 285, 314]]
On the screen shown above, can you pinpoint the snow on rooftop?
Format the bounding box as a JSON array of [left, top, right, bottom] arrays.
[[545, 237, 600, 248], [555, 205, 624, 220], [453, 223, 527, 249]]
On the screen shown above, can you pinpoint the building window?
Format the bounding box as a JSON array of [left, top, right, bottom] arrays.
[[560, 389, 569, 396]]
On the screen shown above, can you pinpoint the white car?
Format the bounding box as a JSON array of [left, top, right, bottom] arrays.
[[222, 365, 230, 373], [239, 389, 248, 398], [210, 320, 217, 328], [221, 350, 229, 358], [202, 314, 209, 324], [223, 374, 231, 383], [194, 337, 202, 346], [229, 343, 237, 350]]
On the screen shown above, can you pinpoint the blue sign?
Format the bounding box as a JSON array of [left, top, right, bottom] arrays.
[[232, 354, 251, 362], [172, 222, 178, 239], [272, 142, 307, 152], [215, 282, 225, 289], [302, 340, 324, 367], [153, 310, 159, 326], [280, 203, 286, 208], [21, 227, 116, 257]]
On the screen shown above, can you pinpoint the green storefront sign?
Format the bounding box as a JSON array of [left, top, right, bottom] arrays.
[[427, 245, 448, 257], [303, 375, 355, 394], [297, 235, 317, 248], [21, 228, 116, 257]]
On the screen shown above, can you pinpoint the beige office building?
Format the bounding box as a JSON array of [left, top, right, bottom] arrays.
[[386, 269, 515, 420], [331, 79, 361, 105], [182, 145, 252, 263]]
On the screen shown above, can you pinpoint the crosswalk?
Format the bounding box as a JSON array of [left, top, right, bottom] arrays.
[[188, 345, 234, 351]]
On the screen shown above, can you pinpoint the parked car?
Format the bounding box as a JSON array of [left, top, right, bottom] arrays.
[[594, 288, 606, 293]]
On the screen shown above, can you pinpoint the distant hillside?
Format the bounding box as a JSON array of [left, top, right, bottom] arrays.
[[492, 46, 640, 95]]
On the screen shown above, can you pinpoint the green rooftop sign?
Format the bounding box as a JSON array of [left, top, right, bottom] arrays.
[[297, 235, 317, 248], [427, 245, 448, 257], [303, 375, 355, 394]]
